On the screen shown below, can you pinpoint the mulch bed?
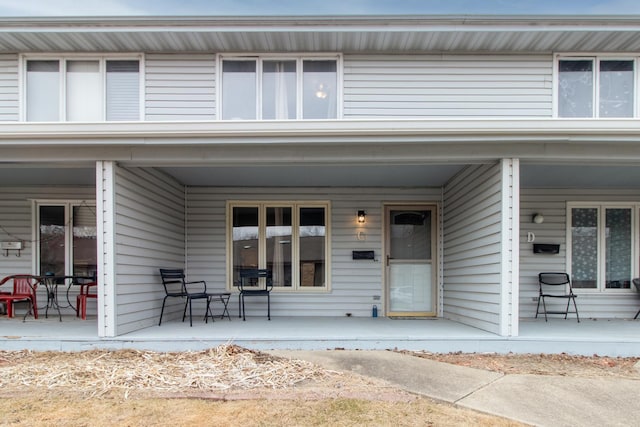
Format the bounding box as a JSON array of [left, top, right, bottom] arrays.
[[0, 345, 329, 398]]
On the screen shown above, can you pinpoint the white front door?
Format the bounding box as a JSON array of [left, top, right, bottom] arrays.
[[385, 205, 437, 316]]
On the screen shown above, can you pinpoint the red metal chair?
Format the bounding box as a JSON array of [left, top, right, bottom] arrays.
[[0, 275, 39, 319], [76, 281, 97, 320]]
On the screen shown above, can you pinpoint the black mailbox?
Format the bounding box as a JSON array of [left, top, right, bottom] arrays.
[[352, 250, 375, 260], [533, 244, 560, 254]]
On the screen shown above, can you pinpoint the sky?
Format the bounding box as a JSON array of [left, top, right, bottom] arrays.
[[0, 0, 638, 17]]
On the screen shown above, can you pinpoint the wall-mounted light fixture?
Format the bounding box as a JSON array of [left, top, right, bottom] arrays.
[[357, 210, 366, 224], [532, 213, 544, 224]]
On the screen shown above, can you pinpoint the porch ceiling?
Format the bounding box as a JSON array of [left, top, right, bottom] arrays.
[[521, 164, 640, 189], [153, 162, 640, 188], [1, 163, 639, 189], [159, 164, 466, 187], [161, 163, 640, 188], [0, 165, 95, 186]]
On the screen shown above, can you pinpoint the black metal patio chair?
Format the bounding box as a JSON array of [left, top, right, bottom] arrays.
[[536, 272, 579, 322], [237, 269, 273, 321], [158, 268, 210, 327]]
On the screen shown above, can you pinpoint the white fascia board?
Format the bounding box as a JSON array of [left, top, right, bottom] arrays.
[[1, 119, 640, 142], [1, 15, 640, 32]]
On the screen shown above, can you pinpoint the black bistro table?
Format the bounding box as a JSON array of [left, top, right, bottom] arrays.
[[36, 275, 95, 321], [205, 292, 232, 322]]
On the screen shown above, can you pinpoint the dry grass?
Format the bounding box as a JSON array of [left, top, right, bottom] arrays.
[[0, 393, 523, 427], [405, 350, 640, 378], [0, 345, 525, 426]]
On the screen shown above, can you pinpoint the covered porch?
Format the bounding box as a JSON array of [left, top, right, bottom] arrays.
[[1, 315, 638, 357], [1, 119, 640, 348], [520, 163, 640, 320]]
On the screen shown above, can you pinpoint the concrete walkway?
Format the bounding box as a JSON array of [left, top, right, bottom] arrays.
[[269, 350, 640, 427]]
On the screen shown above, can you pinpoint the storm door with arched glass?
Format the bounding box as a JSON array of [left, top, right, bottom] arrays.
[[385, 205, 437, 316]]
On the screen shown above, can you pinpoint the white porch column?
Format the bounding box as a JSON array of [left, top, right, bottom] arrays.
[[500, 158, 520, 336], [96, 161, 117, 337]]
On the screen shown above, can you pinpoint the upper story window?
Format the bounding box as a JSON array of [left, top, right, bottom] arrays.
[[219, 55, 340, 120], [557, 55, 635, 118], [23, 56, 141, 122]]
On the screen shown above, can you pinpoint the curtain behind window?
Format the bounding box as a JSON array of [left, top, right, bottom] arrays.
[[558, 60, 593, 118], [26, 60, 60, 121], [66, 60, 102, 121], [222, 60, 257, 120], [263, 61, 296, 119]]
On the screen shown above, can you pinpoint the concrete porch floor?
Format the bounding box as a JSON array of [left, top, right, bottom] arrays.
[[1, 315, 638, 356]]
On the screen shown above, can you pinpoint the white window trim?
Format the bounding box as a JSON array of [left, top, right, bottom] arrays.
[[19, 53, 145, 122], [226, 200, 331, 293], [216, 53, 343, 120], [554, 53, 638, 118], [566, 202, 638, 294], [31, 199, 96, 276]]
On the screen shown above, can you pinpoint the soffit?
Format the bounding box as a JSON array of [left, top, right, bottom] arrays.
[[165, 164, 640, 188], [521, 164, 640, 188], [160, 164, 466, 187], [2, 15, 640, 53], [1, 163, 638, 189]]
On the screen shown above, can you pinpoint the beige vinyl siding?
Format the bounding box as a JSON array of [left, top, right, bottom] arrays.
[[443, 163, 504, 334], [343, 54, 552, 118], [114, 166, 185, 334], [145, 54, 215, 121], [0, 54, 19, 121], [186, 187, 441, 318], [520, 188, 640, 319], [0, 186, 95, 314]]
